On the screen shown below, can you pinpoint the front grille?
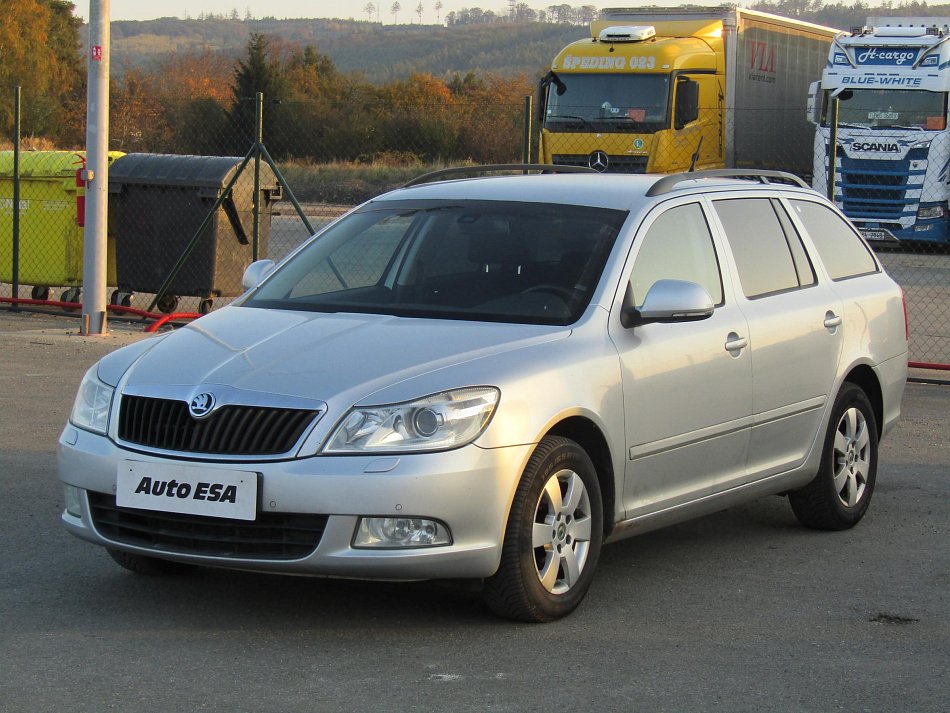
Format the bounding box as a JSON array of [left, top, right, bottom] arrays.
[[118, 395, 318, 456], [552, 154, 648, 173], [837, 153, 923, 221], [89, 492, 328, 560]]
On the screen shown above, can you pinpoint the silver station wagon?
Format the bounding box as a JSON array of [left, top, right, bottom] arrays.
[[59, 168, 908, 622]]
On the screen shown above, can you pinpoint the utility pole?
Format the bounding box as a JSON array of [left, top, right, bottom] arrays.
[[82, 0, 110, 335]]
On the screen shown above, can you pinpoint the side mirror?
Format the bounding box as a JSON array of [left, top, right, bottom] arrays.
[[806, 80, 821, 124], [674, 77, 699, 129], [537, 71, 566, 122], [241, 259, 276, 291], [621, 279, 715, 328]]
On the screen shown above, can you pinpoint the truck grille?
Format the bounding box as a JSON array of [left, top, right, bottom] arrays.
[[89, 492, 327, 560], [552, 154, 648, 173], [836, 150, 926, 221], [118, 395, 318, 456]]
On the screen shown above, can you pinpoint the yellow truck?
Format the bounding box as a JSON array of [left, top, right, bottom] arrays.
[[538, 7, 839, 175]]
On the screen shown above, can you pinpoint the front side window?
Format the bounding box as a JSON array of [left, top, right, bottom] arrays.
[[789, 200, 878, 280], [628, 202, 723, 307], [545, 73, 670, 134], [244, 200, 626, 325]]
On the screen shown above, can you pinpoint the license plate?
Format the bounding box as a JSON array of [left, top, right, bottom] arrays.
[[860, 228, 895, 242], [117, 461, 258, 521]]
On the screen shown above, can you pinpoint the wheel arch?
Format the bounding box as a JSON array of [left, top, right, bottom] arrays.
[[843, 364, 883, 439], [545, 416, 616, 539]]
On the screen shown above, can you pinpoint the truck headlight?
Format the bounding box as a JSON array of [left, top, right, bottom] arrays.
[[917, 203, 947, 220], [324, 387, 499, 454], [69, 366, 114, 435]]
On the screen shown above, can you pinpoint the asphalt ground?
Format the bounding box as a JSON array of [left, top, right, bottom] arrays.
[[0, 310, 947, 713]]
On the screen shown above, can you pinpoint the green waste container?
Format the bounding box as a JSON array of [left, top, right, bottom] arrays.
[[109, 153, 281, 313], [0, 150, 124, 301]]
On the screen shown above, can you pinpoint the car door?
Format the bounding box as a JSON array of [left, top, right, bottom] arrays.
[[608, 199, 753, 518], [709, 195, 844, 483]]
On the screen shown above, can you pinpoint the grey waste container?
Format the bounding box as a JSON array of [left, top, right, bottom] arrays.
[[109, 153, 281, 313]]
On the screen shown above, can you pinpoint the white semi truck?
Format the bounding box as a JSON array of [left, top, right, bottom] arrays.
[[810, 17, 950, 244]]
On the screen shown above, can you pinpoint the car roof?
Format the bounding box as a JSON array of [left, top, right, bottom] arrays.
[[370, 170, 820, 212]]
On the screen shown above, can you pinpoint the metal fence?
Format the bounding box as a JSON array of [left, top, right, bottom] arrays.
[[2, 91, 948, 368]]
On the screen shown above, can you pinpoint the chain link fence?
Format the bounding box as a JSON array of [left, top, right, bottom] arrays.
[[2, 92, 947, 368]]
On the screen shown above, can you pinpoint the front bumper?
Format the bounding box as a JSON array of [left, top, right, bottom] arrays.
[[58, 425, 533, 580]]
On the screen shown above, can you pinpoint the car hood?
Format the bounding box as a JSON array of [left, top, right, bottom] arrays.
[[115, 306, 569, 406]]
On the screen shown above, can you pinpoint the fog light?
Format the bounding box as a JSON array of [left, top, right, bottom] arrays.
[[353, 517, 452, 548], [63, 484, 83, 518]]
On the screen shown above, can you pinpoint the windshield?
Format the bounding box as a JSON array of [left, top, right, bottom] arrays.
[[244, 200, 627, 325], [823, 88, 948, 130], [544, 73, 670, 133]]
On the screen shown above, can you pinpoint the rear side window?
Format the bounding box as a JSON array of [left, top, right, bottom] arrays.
[[713, 198, 801, 299], [789, 200, 878, 280]]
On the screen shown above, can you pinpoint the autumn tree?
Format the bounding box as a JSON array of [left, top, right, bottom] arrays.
[[0, 0, 84, 145]]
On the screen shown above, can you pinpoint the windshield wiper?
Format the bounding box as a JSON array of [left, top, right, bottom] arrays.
[[547, 114, 595, 130], [886, 125, 924, 131]]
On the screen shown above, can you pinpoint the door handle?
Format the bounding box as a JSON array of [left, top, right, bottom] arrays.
[[824, 311, 842, 330], [725, 333, 748, 354]]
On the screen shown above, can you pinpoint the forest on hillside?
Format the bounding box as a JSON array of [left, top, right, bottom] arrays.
[[7, 0, 950, 161]]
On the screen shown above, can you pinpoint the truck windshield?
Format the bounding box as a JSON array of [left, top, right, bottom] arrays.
[[243, 200, 626, 326], [545, 73, 670, 133], [824, 89, 948, 130]]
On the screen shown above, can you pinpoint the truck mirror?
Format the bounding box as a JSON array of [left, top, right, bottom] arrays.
[[674, 78, 699, 129], [537, 71, 566, 122]]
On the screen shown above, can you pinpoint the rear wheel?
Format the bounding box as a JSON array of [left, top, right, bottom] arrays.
[[483, 436, 603, 622], [789, 383, 878, 530], [107, 548, 194, 575]]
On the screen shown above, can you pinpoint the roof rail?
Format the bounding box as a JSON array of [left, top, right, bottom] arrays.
[[403, 163, 597, 188], [646, 169, 810, 197]]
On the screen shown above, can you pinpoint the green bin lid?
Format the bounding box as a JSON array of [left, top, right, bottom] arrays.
[[0, 150, 124, 178]]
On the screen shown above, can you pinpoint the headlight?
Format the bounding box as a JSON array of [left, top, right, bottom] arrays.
[[324, 386, 500, 454], [69, 366, 114, 434], [917, 203, 947, 220]]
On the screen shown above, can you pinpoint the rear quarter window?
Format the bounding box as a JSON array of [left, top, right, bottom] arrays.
[[789, 200, 879, 280]]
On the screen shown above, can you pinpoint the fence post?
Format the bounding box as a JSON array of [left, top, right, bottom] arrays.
[[11, 86, 20, 311], [253, 92, 263, 262], [522, 95, 533, 165]]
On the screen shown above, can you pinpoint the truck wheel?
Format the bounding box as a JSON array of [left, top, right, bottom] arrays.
[[107, 548, 194, 575], [482, 436, 603, 622], [789, 383, 878, 530]]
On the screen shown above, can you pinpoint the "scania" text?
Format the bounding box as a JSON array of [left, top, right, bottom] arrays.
[[850, 142, 900, 152]]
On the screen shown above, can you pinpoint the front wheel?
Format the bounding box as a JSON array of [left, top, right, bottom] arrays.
[[483, 436, 603, 622], [789, 383, 878, 530]]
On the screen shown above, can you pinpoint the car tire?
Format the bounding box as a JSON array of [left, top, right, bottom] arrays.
[[107, 548, 194, 575], [789, 383, 878, 531], [483, 436, 603, 622]]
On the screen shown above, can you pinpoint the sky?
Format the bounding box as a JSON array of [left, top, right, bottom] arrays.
[[73, 1, 591, 24]]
